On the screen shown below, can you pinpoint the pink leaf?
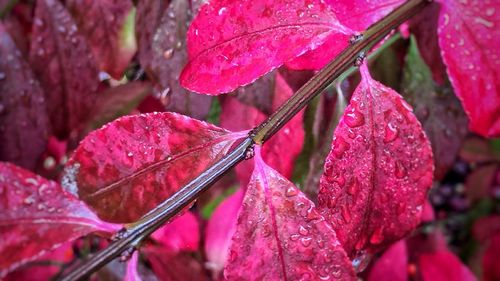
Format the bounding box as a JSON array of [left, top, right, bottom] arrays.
[[0, 162, 119, 277], [124, 251, 142, 281], [287, 0, 405, 70], [224, 147, 356, 280], [62, 112, 246, 223], [318, 63, 434, 257], [437, 0, 500, 137], [180, 0, 351, 94], [0, 24, 50, 171], [151, 211, 199, 252], [419, 250, 477, 281], [220, 73, 304, 185], [367, 240, 408, 281], [66, 0, 137, 79], [29, 0, 100, 138], [205, 189, 244, 275]]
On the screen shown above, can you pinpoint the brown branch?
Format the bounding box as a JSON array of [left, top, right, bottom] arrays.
[[59, 0, 430, 279]]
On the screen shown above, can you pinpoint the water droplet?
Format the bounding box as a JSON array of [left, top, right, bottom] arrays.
[[290, 234, 300, 241], [127, 152, 134, 157], [331, 266, 342, 278], [218, 7, 227, 15], [58, 26, 66, 33], [394, 161, 407, 179], [344, 110, 364, 127], [163, 48, 174, 59], [370, 227, 384, 244], [346, 178, 359, 195], [352, 251, 371, 273], [332, 136, 349, 158], [400, 99, 413, 112], [341, 205, 351, 223], [298, 225, 309, 236], [228, 250, 237, 262], [300, 237, 312, 247], [23, 195, 35, 205], [37, 203, 45, 210], [285, 186, 298, 197], [384, 122, 398, 143]]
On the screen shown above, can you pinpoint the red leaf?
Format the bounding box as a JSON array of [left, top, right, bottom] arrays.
[[220, 73, 304, 185], [287, 0, 405, 70], [151, 211, 199, 252], [318, 63, 433, 257], [143, 247, 205, 281], [29, 0, 100, 138], [367, 240, 408, 281], [66, 0, 137, 79], [124, 251, 141, 281], [62, 112, 246, 223], [224, 147, 356, 280], [437, 0, 500, 137], [136, 0, 212, 119], [473, 215, 500, 241], [483, 234, 500, 281], [0, 162, 118, 277], [180, 0, 351, 94], [205, 189, 244, 275], [419, 250, 477, 281], [0, 24, 50, 171]]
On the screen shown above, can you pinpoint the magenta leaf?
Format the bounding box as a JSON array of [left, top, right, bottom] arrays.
[[205, 189, 244, 275], [224, 147, 356, 280], [437, 0, 500, 137], [0, 162, 119, 277], [151, 211, 199, 252], [136, 0, 212, 119], [124, 251, 142, 281], [220, 73, 304, 185], [419, 250, 477, 281], [29, 0, 100, 139], [180, 0, 351, 94], [367, 240, 408, 281], [62, 112, 246, 223], [66, 0, 136, 79], [318, 63, 434, 257], [0, 24, 50, 171], [287, 0, 405, 70], [402, 36, 468, 180]]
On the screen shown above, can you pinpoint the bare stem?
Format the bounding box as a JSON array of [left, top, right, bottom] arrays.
[[60, 0, 429, 279]]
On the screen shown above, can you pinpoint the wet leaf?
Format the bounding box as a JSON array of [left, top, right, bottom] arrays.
[[402, 36, 468, 180], [84, 81, 152, 134], [0, 24, 50, 171], [136, 0, 212, 120], [205, 189, 244, 276], [220, 73, 304, 185], [66, 0, 137, 78], [29, 0, 100, 138], [151, 211, 199, 252], [180, 0, 351, 94], [367, 240, 408, 281], [0, 162, 119, 277], [287, 0, 405, 70], [437, 0, 500, 137], [224, 147, 356, 280], [61, 112, 246, 223], [318, 63, 434, 257], [419, 250, 477, 281]]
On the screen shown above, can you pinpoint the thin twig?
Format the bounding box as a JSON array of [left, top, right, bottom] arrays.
[[60, 0, 430, 279]]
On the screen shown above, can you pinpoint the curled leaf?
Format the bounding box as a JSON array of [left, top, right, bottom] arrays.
[[318, 63, 433, 257], [0, 162, 118, 277], [224, 147, 356, 280], [62, 112, 246, 223], [180, 0, 351, 94]]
